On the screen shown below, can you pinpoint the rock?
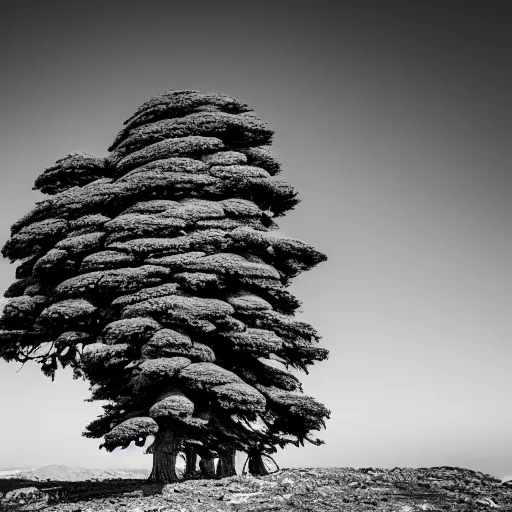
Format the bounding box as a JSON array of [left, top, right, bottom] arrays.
[[4, 486, 41, 501], [0, 486, 50, 511], [226, 491, 264, 504], [122, 490, 144, 497], [476, 496, 499, 507], [15, 466, 512, 512]]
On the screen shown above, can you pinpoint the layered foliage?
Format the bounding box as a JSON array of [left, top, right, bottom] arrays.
[[0, 90, 329, 464]]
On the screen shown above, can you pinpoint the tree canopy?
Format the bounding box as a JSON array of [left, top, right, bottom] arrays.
[[0, 90, 330, 483]]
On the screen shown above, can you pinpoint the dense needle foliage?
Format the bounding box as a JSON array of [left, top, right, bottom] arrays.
[[0, 90, 330, 483]]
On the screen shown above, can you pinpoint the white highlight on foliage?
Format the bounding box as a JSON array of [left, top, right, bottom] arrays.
[[82, 343, 128, 367], [55, 265, 169, 297], [103, 417, 159, 446], [55, 232, 106, 255], [226, 292, 272, 311], [102, 317, 162, 345], [38, 299, 96, 325], [149, 390, 195, 419], [201, 150, 248, 166], [178, 362, 243, 389], [120, 295, 234, 321], [212, 381, 266, 412], [116, 136, 226, 173], [186, 253, 280, 279], [111, 283, 181, 308]]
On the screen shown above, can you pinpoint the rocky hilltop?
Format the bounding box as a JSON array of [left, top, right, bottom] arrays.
[[2, 466, 512, 511]]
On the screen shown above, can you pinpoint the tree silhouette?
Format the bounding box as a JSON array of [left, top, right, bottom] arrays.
[[0, 90, 330, 484]]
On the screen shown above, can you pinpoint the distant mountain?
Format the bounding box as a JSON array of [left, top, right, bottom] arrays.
[[0, 469, 37, 478], [0, 465, 151, 481]]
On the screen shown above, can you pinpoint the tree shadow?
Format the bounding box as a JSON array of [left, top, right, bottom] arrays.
[[0, 478, 155, 504]]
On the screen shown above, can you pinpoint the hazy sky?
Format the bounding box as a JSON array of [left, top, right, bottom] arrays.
[[1, 0, 512, 478]]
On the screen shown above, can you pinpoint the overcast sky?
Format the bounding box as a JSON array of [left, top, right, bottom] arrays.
[[1, 0, 512, 479]]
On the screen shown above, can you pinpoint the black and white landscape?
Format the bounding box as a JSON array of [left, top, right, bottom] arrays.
[[0, 1, 511, 511]]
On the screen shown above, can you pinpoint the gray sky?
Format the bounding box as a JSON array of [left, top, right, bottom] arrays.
[[1, 0, 512, 478]]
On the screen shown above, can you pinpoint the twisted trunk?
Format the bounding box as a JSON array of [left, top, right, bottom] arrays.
[[199, 453, 216, 478], [196, 445, 216, 478], [147, 428, 179, 484], [195, 408, 216, 479], [248, 450, 269, 476], [184, 444, 199, 479], [216, 447, 237, 478]]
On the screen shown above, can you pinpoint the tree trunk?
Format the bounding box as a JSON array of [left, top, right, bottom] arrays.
[[248, 451, 269, 476], [195, 444, 217, 479], [199, 455, 216, 478], [216, 447, 237, 478], [147, 428, 180, 484], [183, 444, 199, 479], [194, 409, 216, 479]]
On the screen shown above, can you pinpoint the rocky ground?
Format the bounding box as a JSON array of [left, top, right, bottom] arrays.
[[2, 467, 512, 511]]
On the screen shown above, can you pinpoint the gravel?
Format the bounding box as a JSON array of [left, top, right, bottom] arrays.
[[3, 466, 512, 512]]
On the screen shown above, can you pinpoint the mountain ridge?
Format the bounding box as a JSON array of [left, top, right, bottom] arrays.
[[0, 465, 150, 482]]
